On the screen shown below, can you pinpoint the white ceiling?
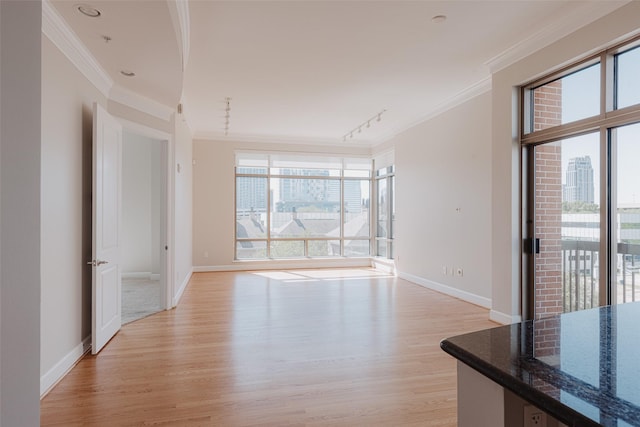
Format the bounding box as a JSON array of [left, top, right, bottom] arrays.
[[50, 0, 628, 146]]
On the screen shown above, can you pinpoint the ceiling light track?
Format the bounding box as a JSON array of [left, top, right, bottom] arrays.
[[342, 109, 386, 142], [224, 97, 232, 136]]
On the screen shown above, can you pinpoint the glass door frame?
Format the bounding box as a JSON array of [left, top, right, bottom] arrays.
[[520, 35, 640, 320], [522, 135, 611, 320]]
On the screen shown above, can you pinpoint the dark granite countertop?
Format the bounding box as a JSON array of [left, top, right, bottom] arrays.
[[441, 302, 640, 427]]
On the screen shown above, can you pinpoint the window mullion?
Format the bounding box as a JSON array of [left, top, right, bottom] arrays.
[[521, 104, 640, 147], [388, 176, 393, 259], [266, 174, 271, 258], [604, 127, 615, 306], [340, 176, 344, 256]]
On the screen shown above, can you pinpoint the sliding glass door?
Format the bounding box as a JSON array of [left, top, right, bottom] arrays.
[[526, 134, 601, 320], [522, 37, 640, 320]]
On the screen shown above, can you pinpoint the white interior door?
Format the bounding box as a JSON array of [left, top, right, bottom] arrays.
[[91, 103, 123, 354]]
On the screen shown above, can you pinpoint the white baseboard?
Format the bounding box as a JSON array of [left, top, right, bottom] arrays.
[[398, 271, 492, 309], [490, 310, 521, 325], [371, 258, 397, 274], [172, 268, 193, 307], [40, 335, 91, 398], [193, 258, 372, 273], [149, 273, 160, 281]]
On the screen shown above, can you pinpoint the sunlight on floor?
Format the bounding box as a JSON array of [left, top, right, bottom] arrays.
[[251, 268, 395, 282]]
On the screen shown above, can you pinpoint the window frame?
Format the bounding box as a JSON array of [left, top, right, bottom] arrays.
[[234, 152, 372, 260], [521, 36, 640, 147], [521, 34, 640, 319]]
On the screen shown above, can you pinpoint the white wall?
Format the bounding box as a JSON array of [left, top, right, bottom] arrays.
[[375, 92, 493, 308], [0, 2, 41, 425], [192, 140, 370, 270], [490, 1, 640, 322], [173, 113, 193, 302], [122, 132, 161, 276], [40, 34, 107, 392]]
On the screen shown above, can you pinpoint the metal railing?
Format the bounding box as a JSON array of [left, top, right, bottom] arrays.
[[561, 240, 599, 312], [561, 239, 640, 312]]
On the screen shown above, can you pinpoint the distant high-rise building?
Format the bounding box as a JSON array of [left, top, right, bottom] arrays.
[[343, 180, 363, 213], [563, 156, 594, 203], [237, 168, 364, 214], [278, 169, 342, 211], [236, 169, 267, 212]]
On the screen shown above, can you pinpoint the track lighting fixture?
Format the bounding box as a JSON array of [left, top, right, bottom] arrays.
[[223, 97, 231, 136], [342, 109, 387, 142]]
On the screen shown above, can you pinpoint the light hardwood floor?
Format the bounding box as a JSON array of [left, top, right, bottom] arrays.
[[41, 269, 498, 426]]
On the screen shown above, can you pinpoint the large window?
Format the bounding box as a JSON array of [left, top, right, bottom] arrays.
[[235, 153, 371, 260], [522, 36, 640, 320]]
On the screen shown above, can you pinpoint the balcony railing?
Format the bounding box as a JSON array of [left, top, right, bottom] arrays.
[[561, 239, 640, 312]]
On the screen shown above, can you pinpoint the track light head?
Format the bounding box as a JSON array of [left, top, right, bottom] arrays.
[[341, 109, 386, 142]]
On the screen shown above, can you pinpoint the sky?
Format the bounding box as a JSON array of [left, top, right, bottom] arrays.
[[558, 46, 640, 205]]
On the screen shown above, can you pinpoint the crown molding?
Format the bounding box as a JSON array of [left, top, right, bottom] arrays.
[[43, 0, 174, 122], [485, 1, 631, 73], [167, 0, 191, 71], [176, 0, 191, 70], [41, 0, 113, 97], [373, 76, 492, 147], [109, 85, 174, 122]]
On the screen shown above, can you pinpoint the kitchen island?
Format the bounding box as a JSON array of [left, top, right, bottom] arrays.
[[441, 302, 640, 427]]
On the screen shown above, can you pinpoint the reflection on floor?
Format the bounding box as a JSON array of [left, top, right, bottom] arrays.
[[41, 268, 498, 426], [122, 278, 161, 324]]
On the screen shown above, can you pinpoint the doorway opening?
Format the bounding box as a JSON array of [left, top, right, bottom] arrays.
[[121, 130, 168, 324]]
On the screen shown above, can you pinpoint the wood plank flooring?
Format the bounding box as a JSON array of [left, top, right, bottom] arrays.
[[41, 269, 498, 426]]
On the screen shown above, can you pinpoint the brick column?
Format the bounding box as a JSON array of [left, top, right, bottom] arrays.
[[533, 81, 563, 319]]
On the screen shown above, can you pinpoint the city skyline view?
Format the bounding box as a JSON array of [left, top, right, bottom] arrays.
[[235, 163, 374, 259]]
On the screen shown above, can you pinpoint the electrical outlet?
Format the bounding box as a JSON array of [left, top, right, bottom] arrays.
[[524, 405, 547, 427], [456, 268, 463, 277]]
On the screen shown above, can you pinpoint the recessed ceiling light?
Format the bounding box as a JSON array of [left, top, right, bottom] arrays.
[[120, 70, 136, 77], [77, 4, 101, 18], [432, 15, 447, 24]]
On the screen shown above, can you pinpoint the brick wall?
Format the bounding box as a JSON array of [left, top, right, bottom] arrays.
[[533, 81, 563, 319]]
